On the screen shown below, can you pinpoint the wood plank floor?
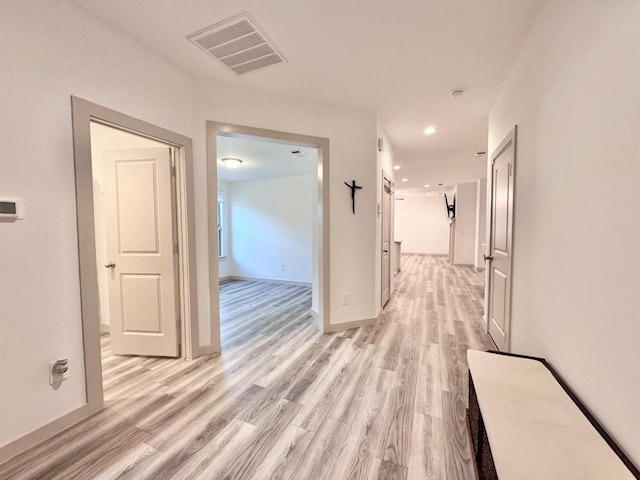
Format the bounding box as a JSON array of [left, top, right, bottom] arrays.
[[0, 255, 494, 480]]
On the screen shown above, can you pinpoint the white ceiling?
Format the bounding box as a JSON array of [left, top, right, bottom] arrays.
[[70, 0, 542, 189], [217, 135, 316, 183]]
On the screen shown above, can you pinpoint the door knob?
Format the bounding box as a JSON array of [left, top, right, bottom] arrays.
[[105, 262, 116, 269], [484, 255, 493, 261]]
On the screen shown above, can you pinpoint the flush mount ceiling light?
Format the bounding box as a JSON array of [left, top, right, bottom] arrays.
[[450, 89, 465, 98], [423, 126, 437, 135], [393, 165, 401, 170], [221, 157, 243, 168], [401, 178, 409, 182]]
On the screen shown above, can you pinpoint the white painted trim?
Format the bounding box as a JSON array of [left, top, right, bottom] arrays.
[[99, 323, 110, 334], [324, 315, 377, 333], [228, 276, 312, 287], [0, 405, 89, 464]]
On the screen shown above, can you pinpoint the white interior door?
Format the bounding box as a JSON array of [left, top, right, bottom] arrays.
[[487, 129, 516, 351], [382, 175, 392, 306], [103, 148, 179, 357]]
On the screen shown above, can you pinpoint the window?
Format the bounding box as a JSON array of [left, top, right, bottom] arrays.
[[217, 197, 225, 258]]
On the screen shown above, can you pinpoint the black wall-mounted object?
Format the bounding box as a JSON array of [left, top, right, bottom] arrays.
[[344, 180, 362, 214], [444, 193, 456, 219]]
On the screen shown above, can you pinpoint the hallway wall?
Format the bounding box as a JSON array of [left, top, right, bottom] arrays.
[[0, 0, 380, 454], [489, 0, 640, 466], [394, 193, 449, 254]]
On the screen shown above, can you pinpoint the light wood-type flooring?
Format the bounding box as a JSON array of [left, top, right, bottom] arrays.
[[0, 254, 494, 479]]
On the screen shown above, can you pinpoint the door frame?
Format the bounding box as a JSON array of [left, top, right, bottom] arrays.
[[484, 126, 517, 351], [71, 96, 200, 414], [206, 121, 330, 347], [381, 170, 393, 307]]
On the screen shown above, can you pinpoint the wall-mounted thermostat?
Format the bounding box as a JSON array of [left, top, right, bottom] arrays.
[[0, 198, 24, 222]]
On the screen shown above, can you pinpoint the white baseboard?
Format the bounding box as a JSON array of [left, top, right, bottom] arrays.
[[229, 276, 312, 287], [0, 404, 90, 465], [324, 315, 377, 333], [310, 309, 319, 320]]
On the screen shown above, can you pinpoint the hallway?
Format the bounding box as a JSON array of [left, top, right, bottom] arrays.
[[0, 255, 492, 480]]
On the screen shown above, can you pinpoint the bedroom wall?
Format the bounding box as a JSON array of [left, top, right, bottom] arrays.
[[228, 175, 314, 283], [489, 0, 640, 466]]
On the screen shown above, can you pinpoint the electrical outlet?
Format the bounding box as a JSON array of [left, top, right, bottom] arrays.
[[49, 358, 70, 385], [341, 293, 350, 305], [279, 263, 285, 271]]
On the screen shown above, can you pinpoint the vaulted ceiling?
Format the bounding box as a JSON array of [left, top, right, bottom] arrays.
[[70, 0, 543, 191]]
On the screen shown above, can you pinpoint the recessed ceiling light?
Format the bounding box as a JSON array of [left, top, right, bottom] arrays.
[[401, 178, 408, 182], [424, 184, 430, 188], [423, 126, 437, 135], [427, 193, 432, 196], [393, 165, 401, 170], [450, 89, 465, 98], [221, 157, 243, 169]]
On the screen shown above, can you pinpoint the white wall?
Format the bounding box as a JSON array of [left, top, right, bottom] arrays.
[[0, 0, 193, 450], [394, 193, 449, 254], [90, 124, 168, 328], [489, 0, 640, 467], [0, 0, 386, 454], [453, 182, 477, 265], [227, 175, 313, 283], [474, 178, 487, 268], [192, 80, 379, 332]]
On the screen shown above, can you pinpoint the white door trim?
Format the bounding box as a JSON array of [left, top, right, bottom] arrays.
[[484, 126, 517, 351], [71, 96, 200, 414], [206, 121, 330, 350]]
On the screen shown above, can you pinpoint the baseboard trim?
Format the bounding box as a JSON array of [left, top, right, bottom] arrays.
[[0, 404, 90, 465], [195, 344, 221, 356], [402, 252, 448, 256], [325, 316, 377, 333], [310, 309, 319, 320], [229, 276, 312, 287]]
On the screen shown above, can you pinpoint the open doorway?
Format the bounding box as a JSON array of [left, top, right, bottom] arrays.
[[71, 97, 200, 415], [216, 134, 318, 348], [206, 122, 330, 352], [90, 122, 181, 357]]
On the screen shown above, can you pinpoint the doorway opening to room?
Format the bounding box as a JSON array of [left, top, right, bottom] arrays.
[[207, 122, 330, 353], [71, 97, 200, 416]]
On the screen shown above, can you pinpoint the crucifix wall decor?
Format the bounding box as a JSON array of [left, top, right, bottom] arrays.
[[344, 180, 362, 214]]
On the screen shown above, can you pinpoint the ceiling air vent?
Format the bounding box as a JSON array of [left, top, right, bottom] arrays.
[[187, 13, 288, 75]]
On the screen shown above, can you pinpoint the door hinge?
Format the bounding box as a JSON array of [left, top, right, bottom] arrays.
[[170, 166, 176, 177]]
